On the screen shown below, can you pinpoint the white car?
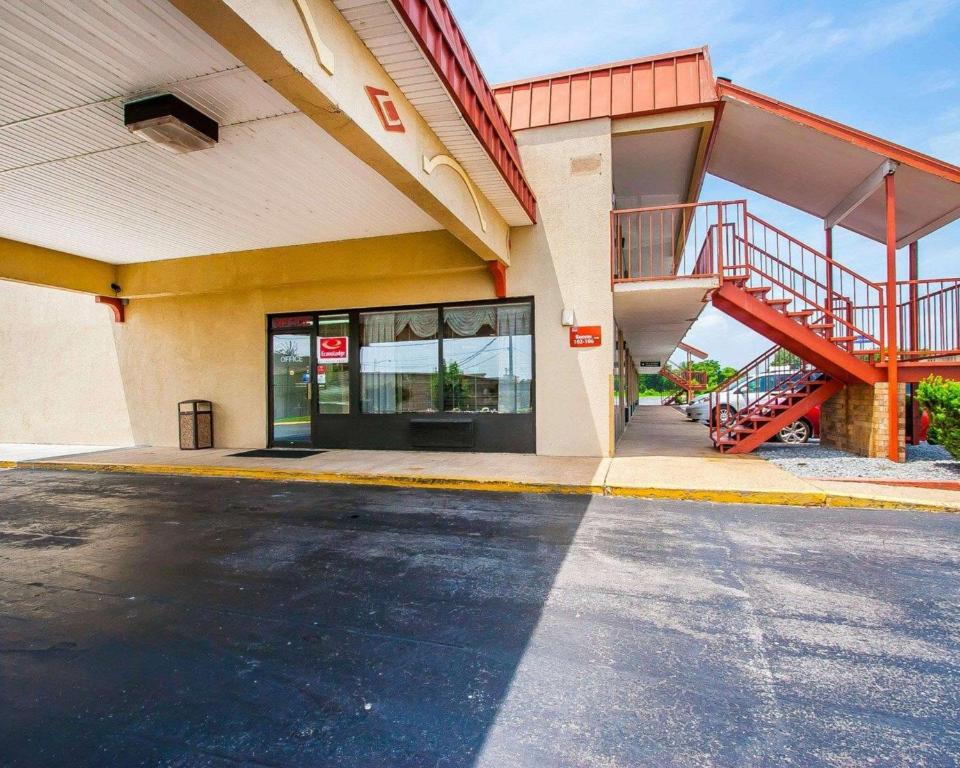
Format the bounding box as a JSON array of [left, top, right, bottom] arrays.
[[685, 373, 793, 426]]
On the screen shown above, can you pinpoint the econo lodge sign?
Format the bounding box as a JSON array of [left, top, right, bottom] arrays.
[[319, 336, 348, 362], [569, 326, 602, 348]]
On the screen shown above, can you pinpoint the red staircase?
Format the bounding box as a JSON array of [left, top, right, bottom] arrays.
[[659, 363, 708, 404], [708, 346, 843, 454], [704, 212, 887, 450], [711, 212, 886, 383], [612, 199, 960, 454]]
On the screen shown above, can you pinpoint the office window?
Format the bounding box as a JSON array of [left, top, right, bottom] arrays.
[[442, 303, 532, 413], [360, 309, 439, 413]]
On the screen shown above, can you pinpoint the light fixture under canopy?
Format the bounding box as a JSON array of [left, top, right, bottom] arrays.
[[124, 93, 218, 154]]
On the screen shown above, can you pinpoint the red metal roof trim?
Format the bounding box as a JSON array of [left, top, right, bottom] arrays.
[[493, 47, 718, 131], [717, 81, 960, 185], [390, 0, 537, 222]]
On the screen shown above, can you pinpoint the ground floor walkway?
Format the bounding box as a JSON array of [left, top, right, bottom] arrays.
[[1, 439, 957, 512], [616, 404, 716, 458], [1, 471, 957, 766]]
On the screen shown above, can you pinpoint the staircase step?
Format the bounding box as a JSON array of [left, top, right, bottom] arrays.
[[831, 335, 857, 343], [807, 322, 832, 331], [786, 310, 815, 320], [745, 286, 772, 296], [764, 298, 791, 309]]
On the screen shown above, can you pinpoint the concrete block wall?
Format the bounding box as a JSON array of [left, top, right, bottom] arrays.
[[820, 383, 906, 462]]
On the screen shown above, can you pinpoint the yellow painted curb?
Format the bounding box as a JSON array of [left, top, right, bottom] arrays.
[[4, 460, 956, 512], [606, 485, 828, 507], [823, 493, 959, 514], [13, 460, 602, 497]]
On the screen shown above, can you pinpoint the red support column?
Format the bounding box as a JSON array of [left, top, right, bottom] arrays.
[[884, 173, 899, 462], [824, 226, 834, 340]]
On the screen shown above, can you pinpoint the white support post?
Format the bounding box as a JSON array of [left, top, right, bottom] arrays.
[[824, 159, 899, 230]]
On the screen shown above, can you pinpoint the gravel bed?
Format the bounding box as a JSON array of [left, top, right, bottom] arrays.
[[757, 441, 960, 481]]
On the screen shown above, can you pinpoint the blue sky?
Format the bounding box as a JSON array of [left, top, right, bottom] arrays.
[[449, 0, 960, 367]]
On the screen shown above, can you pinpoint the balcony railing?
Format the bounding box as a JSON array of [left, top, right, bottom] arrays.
[[897, 279, 960, 360], [611, 201, 745, 283]]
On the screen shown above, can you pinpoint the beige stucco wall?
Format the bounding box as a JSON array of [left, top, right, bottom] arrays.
[[0, 281, 133, 446], [110, 116, 615, 456], [509, 119, 615, 456], [116, 258, 493, 448], [0, 122, 616, 456]]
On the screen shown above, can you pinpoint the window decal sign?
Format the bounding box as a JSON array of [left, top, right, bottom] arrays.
[[570, 326, 602, 348], [319, 336, 349, 362], [365, 86, 405, 133]]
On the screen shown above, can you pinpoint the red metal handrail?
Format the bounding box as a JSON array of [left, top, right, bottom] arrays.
[[736, 213, 885, 349], [897, 278, 960, 360], [709, 345, 817, 445], [611, 200, 745, 282]]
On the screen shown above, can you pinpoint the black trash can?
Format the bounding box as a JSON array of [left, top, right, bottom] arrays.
[[179, 400, 213, 449]]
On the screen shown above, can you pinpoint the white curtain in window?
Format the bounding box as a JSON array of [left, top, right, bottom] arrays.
[[444, 307, 497, 337], [361, 312, 397, 413], [395, 310, 438, 339], [496, 304, 531, 336]]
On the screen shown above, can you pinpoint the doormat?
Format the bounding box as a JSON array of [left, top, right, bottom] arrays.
[[230, 449, 326, 459]]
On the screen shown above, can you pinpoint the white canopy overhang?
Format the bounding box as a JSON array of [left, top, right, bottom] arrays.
[[709, 83, 960, 248]]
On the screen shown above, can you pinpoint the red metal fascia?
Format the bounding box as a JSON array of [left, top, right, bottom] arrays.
[[390, 0, 537, 223], [716, 81, 960, 185], [493, 48, 719, 132]]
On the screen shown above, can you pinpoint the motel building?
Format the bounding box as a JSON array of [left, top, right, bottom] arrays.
[[1, 0, 959, 463]]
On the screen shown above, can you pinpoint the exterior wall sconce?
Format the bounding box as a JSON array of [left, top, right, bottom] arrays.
[[561, 308, 576, 327], [124, 94, 218, 153]]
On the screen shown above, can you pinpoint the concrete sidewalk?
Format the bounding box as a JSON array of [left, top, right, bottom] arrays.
[[2, 444, 958, 512]]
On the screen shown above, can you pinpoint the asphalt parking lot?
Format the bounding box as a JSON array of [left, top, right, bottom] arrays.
[[1, 470, 958, 767]]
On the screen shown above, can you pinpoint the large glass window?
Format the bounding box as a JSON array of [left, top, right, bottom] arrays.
[[317, 314, 350, 414], [442, 303, 532, 413], [360, 309, 439, 413]]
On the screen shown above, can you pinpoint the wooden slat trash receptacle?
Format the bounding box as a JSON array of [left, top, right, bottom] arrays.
[[179, 400, 213, 449]]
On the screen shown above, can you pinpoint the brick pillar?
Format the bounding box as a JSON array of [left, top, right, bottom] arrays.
[[820, 383, 906, 462]]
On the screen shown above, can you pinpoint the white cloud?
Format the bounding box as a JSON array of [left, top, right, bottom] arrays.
[[451, 0, 957, 88], [723, 0, 956, 83]]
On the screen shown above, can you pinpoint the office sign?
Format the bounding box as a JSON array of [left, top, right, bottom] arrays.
[[570, 326, 602, 348], [319, 336, 348, 362]]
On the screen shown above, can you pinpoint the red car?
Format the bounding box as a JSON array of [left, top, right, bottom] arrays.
[[777, 406, 929, 444]]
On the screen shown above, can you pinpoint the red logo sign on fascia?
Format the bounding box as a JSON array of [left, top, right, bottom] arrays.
[[365, 86, 405, 133], [570, 326, 602, 348], [319, 336, 348, 362]]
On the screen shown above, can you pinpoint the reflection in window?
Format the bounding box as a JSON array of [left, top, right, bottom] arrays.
[[442, 303, 532, 413], [317, 314, 350, 414], [360, 310, 439, 413]]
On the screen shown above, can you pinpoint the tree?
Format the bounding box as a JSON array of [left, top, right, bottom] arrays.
[[772, 349, 801, 368], [916, 376, 960, 458]]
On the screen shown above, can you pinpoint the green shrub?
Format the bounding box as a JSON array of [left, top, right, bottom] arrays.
[[915, 376, 960, 459]]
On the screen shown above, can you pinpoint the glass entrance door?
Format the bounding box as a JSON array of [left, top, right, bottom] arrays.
[[270, 331, 313, 446]]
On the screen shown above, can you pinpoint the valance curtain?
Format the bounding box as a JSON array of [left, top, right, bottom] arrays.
[[444, 304, 530, 338]]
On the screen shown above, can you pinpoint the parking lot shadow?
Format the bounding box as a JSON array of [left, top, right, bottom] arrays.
[[0, 470, 592, 767]]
